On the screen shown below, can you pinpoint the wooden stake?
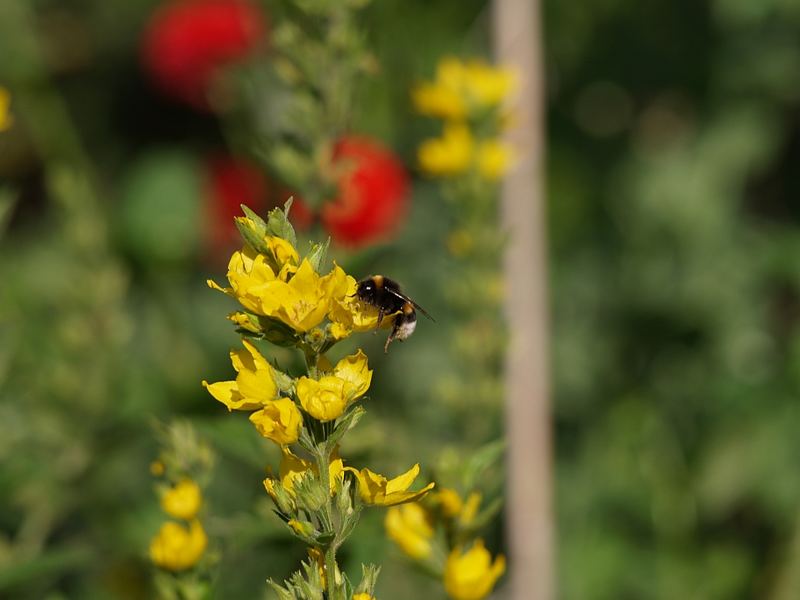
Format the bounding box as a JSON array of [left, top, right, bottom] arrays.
[[492, 1, 554, 598]]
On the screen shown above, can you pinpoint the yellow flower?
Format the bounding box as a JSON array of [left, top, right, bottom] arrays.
[[0, 87, 12, 132], [308, 546, 342, 587], [346, 464, 435, 506], [227, 311, 261, 333], [412, 87, 466, 121], [208, 246, 279, 314], [209, 246, 349, 332], [459, 492, 481, 526], [476, 139, 513, 180], [444, 540, 505, 600], [248, 397, 303, 445], [262, 231, 300, 269], [160, 479, 202, 520], [385, 503, 434, 560], [296, 350, 372, 422], [278, 447, 313, 493], [149, 520, 208, 572], [418, 122, 474, 177], [328, 276, 391, 339], [288, 518, 315, 537], [462, 61, 516, 108], [352, 595, 376, 600], [436, 488, 464, 518], [263, 477, 279, 501], [276, 447, 344, 494], [202, 339, 277, 411], [267, 260, 347, 331], [412, 57, 516, 120]]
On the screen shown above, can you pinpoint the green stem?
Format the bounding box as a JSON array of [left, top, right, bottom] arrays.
[[316, 445, 338, 598]]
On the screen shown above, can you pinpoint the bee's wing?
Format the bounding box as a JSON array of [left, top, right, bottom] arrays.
[[384, 288, 435, 322]]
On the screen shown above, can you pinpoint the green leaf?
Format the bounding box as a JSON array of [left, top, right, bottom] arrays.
[[326, 407, 366, 452], [267, 579, 298, 600], [266, 197, 297, 247], [353, 563, 381, 595], [235, 216, 270, 254], [305, 237, 331, 273], [463, 439, 506, 490], [240, 204, 268, 232]]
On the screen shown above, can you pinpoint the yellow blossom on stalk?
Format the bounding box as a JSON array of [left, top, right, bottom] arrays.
[[444, 540, 505, 600], [436, 488, 464, 518], [328, 275, 391, 340], [202, 339, 277, 411], [418, 122, 474, 177], [463, 61, 516, 107], [296, 350, 372, 421], [209, 248, 349, 332], [412, 57, 516, 120], [352, 594, 376, 600], [459, 492, 481, 526], [149, 520, 208, 572], [308, 546, 342, 587], [477, 139, 513, 180], [308, 546, 325, 575], [346, 464, 435, 506], [0, 87, 12, 132], [278, 447, 313, 493], [249, 398, 303, 445], [288, 519, 315, 537], [385, 503, 434, 560], [412, 80, 466, 121], [161, 479, 202, 520], [275, 447, 344, 494], [227, 311, 261, 333], [264, 232, 300, 269], [208, 246, 280, 314]]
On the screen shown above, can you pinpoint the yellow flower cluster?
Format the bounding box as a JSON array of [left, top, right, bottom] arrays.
[[413, 58, 515, 180], [296, 350, 372, 421], [205, 220, 434, 509], [384, 487, 504, 600], [412, 58, 515, 121], [0, 87, 12, 132], [150, 478, 207, 572], [202, 338, 302, 444], [208, 242, 382, 338], [206, 210, 436, 598], [263, 446, 345, 499]]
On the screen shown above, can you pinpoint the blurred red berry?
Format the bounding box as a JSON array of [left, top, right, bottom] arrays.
[[322, 137, 410, 248], [141, 0, 267, 109], [204, 156, 267, 256]]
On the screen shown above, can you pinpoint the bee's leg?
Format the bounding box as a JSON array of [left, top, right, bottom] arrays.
[[374, 307, 385, 332], [384, 326, 397, 353]]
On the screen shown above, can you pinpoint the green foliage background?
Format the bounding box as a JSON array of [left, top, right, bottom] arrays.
[[1, 0, 800, 598]]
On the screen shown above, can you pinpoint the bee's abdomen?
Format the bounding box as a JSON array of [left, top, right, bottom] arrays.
[[394, 303, 417, 340]]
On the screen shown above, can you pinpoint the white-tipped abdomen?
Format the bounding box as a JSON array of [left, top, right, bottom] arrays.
[[395, 318, 417, 340]]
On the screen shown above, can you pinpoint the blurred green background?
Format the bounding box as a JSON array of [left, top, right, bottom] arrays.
[[2, 0, 800, 598]]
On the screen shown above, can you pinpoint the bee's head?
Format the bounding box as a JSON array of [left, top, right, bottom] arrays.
[[356, 277, 378, 301]]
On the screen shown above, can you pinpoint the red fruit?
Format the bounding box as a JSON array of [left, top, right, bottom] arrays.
[[141, 0, 267, 109], [322, 137, 410, 248], [204, 156, 267, 255]]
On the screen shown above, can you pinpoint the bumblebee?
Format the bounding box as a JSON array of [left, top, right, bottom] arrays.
[[355, 275, 434, 352]]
